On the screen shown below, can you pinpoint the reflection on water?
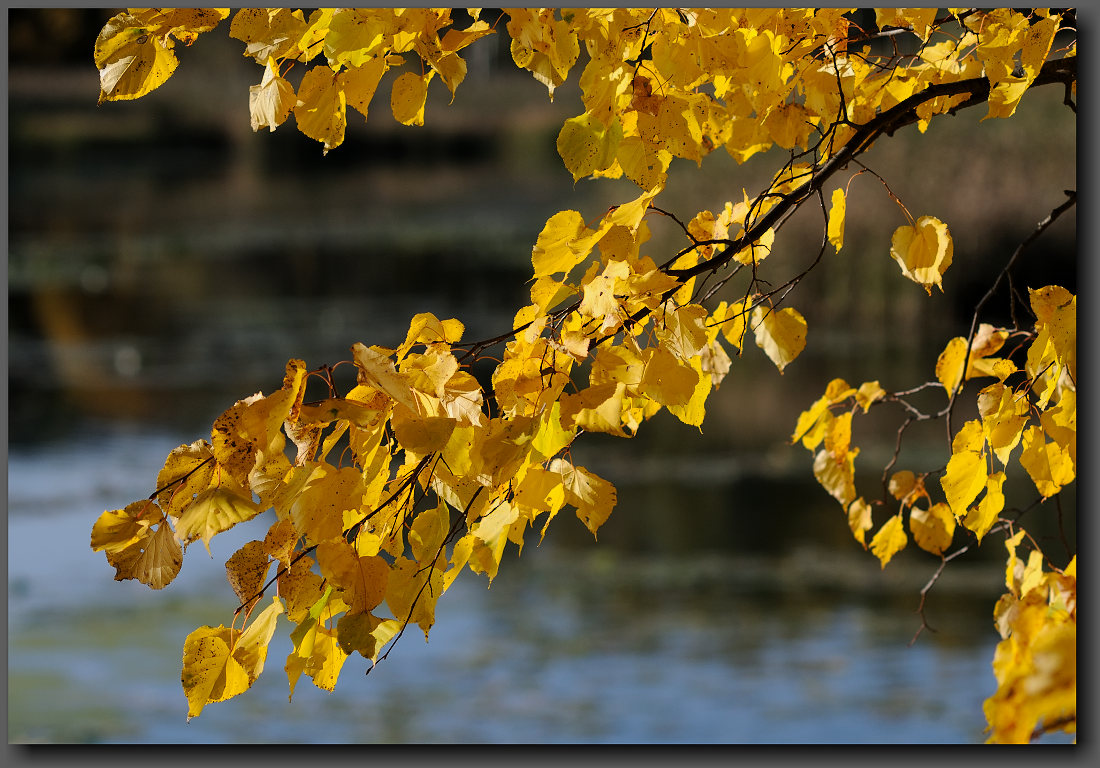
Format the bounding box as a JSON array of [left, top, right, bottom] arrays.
[[8, 429, 1011, 744]]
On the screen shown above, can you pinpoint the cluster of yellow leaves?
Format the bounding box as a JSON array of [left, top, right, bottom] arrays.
[[95, 9, 1064, 167], [90, 8, 1074, 737], [793, 287, 1075, 740], [91, 175, 819, 715], [985, 535, 1076, 743], [795, 287, 1075, 563]]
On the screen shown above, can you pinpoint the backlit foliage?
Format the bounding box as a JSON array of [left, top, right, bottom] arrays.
[[90, 8, 1076, 741]]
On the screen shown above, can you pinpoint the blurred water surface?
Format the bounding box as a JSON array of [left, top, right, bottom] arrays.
[[9, 426, 1013, 744]]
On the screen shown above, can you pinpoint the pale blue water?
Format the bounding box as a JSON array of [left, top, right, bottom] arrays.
[[8, 428, 1010, 743]]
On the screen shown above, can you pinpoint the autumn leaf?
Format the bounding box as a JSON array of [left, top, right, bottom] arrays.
[[293, 64, 347, 153], [93, 500, 183, 590], [964, 472, 1006, 542], [550, 458, 616, 538], [245, 57, 295, 134], [941, 449, 988, 521], [827, 187, 846, 251], [155, 440, 216, 521], [385, 556, 445, 638], [640, 346, 699, 407], [889, 216, 953, 294], [181, 624, 250, 720], [225, 541, 270, 607], [1019, 425, 1075, 498], [558, 111, 623, 182], [847, 497, 873, 548], [753, 304, 807, 373], [230, 8, 307, 63], [531, 210, 589, 278], [175, 488, 263, 555], [336, 612, 400, 662], [910, 503, 956, 555], [95, 13, 183, 103], [316, 540, 389, 615], [391, 70, 435, 126], [869, 514, 907, 568]]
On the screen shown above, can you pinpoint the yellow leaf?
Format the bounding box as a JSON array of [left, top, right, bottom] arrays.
[[941, 449, 987, 520], [175, 488, 264, 555], [262, 519, 297, 567], [340, 56, 390, 121], [102, 510, 183, 590], [391, 406, 456, 456], [91, 499, 162, 554], [391, 70, 435, 126], [666, 355, 712, 428], [230, 8, 307, 63], [847, 497, 873, 548], [336, 612, 400, 662], [964, 471, 1006, 542], [155, 440, 215, 521], [472, 499, 522, 544], [855, 380, 886, 413], [557, 111, 623, 182], [763, 102, 814, 150], [578, 259, 630, 330], [952, 419, 986, 455], [825, 412, 853, 464], [292, 64, 347, 153], [869, 513, 907, 568], [887, 470, 918, 504], [559, 382, 629, 437], [752, 305, 807, 373], [95, 13, 182, 103], [910, 502, 956, 555], [409, 500, 451, 563], [232, 595, 284, 683], [316, 540, 389, 614], [279, 556, 325, 624], [385, 556, 445, 638], [289, 464, 365, 545], [531, 210, 589, 278], [1029, 285, 1076, 383], [656, 303, 709, 361], [181, 625, 250, 720], [889, 216, 953, 294], [791, 378, 855, 449], [977, 382, 1029, 466], [1040, 388, 1076, 470], [876, 8, 938, 40], [286, 586, 351, 695], [711, 300, 751, 352], [616, 135, 671, 190], [640, 346, 699, 408], [249, 57, 296, 133], [225, 540, 270, 607], [1019, 425, 1075, 498], [827, 187, 846, 251], [812, 446, 858, 508], [550, 458, 616, 539], [351, 343, 420, 413]]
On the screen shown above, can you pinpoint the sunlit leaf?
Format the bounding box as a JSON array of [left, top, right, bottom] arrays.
[[889, 216, 953, 294], [225, 540, 270, 607], [175, 488, 264, 555], [910, 502, 956, 555], [869, 513, 907, 568], [752, 305, 807, 373]]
